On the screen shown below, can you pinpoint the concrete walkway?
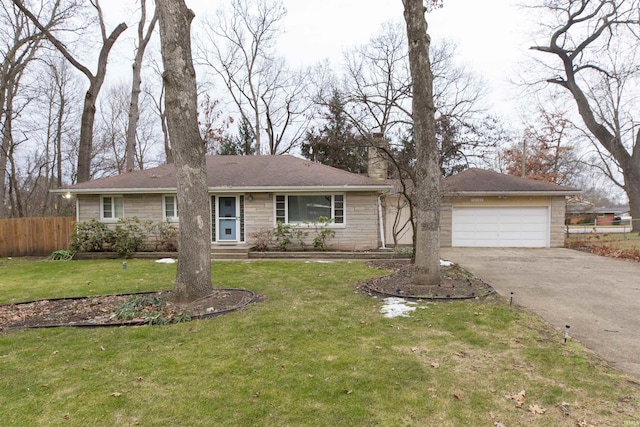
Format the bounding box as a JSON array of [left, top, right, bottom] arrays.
[[441, 247, 640, 379]]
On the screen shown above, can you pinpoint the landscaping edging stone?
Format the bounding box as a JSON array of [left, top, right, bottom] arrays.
[[71, 250, 411, 261]]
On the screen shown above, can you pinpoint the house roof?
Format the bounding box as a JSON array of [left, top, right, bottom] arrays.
[[441, 168, 580, 196], [54, 155, 393, 194]]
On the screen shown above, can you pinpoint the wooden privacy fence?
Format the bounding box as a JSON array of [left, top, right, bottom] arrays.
[[0, 216, 75, 257]]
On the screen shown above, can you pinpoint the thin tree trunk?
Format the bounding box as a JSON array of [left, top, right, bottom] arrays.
[[403, 0, 440, 286], [125, 1, 157, 172], [156, 0, 212, 303]]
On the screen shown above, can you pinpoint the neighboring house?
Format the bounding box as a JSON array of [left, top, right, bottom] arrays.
[[54, 155, 393, 251], [566, 201, 631, 225], [386, 168, 580, 248], [54, 156, 580, 251]]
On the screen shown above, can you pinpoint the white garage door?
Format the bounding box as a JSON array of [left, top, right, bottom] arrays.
[[452, 206, 549, 247]]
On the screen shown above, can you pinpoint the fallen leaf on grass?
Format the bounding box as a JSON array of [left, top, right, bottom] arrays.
[[504, 390, 526, 408], [453, 391, 463, 400], [345, 389, 353, 395], [527, 404, 546, 414], [577, 419, 594, 427], [111, 392, 122, 397], [430, 362, 440, 368]]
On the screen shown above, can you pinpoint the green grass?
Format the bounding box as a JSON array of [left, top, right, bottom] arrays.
[[1, 258, 639, 426]]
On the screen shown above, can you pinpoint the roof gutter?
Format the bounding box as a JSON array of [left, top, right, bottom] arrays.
[[442, 190, 582, 197], [51, 184, 394, 195]]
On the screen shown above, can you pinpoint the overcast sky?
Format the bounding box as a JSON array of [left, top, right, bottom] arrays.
[[189, 0, 534, 118], [103, 0, 535, 119]]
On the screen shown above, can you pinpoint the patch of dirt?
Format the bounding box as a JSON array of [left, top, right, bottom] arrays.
[[361, 260, 494, 299], [0, 289, 257, 331]]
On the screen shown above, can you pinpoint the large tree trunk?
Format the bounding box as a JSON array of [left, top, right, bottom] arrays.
[[403, 0, 440, 286], [156, 0, 212, 303]]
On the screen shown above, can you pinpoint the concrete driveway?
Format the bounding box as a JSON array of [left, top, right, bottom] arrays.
[[440, 247, 640, 379]]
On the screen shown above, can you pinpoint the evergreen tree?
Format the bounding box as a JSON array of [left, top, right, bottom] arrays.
[[301, 91, 367, 173]]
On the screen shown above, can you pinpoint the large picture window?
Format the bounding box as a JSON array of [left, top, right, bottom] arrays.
[[163, 195, 179, 220], [101, 196, 123, 220], [275, 194, 344, 225]]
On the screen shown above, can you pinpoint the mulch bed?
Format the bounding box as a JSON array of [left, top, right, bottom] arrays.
[[0, 289, 256, 331], [362, 260, 494, 300]]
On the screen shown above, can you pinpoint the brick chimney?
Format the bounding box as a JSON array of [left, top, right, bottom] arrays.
[[367, 133, 388, 180]]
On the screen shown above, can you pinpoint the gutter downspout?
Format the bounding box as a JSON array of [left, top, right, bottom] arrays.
[[378, 195, 387, 249]]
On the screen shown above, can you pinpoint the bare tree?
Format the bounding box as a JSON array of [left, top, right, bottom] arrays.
[[31, 55, 81, 213], [198, 0, 309, 154], [403, 0, 441, 287], [145, 59, 173, 163], [95, 83, 129, 175], [0, 1, 69, 216], [342, 20, 412, 136], [156, 0, 212, 303], [530, 0, 640, 229], [12, 0, 127, 183], [125, 0, 157, 173]]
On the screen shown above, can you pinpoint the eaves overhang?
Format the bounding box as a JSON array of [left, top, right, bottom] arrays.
[[51, 184, 394, 195], [442, 190, 582, 197]]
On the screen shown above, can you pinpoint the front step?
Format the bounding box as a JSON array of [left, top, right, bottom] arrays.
[[211, 245, 250, 260]]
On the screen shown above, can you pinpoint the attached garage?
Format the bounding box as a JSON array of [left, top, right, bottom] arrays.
[[452, 206, 549, 247], [384, 168, 580, 249]]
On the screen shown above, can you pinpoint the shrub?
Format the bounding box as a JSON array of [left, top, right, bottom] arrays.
[[113, 217, 147, 258], [251, 228, 274, 251], [145, 220, 179, 252], [70, 220, 115, 252], [311, 216, 335, 250], [274, 221, 309, 251], [274, 221, 293, 251]]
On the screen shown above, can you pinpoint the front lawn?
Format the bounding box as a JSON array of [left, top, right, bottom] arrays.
[[1, 259, 638, 426]]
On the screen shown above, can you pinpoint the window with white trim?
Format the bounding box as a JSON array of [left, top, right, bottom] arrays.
[[163, 195, 179, 220], [101, 196, 123, 220], [275, 194, 344, 225]]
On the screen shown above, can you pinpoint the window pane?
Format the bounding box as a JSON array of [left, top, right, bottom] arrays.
[[275, 195, 286, 223], [165, 197, 173, 217], [103, 197, 112, 218], [165, 196, 178, 218], [114, 197, 124, 218], [288, 195, 331, 223], [211, 196, 216, 242], [334, 195, 344, 224]]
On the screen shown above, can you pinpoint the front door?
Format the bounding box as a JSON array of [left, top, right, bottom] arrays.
[[218, 196, 238, 241]]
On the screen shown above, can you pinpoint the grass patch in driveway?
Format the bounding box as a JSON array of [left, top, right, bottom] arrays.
[[0, 259, 639, 426]]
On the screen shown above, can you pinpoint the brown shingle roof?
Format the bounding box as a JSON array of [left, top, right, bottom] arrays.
[[58, 155, 391, 193], [441, 168, 579, 194]]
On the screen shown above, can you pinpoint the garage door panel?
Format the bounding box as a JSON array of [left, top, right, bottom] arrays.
[[452, 206, 549, 248]]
